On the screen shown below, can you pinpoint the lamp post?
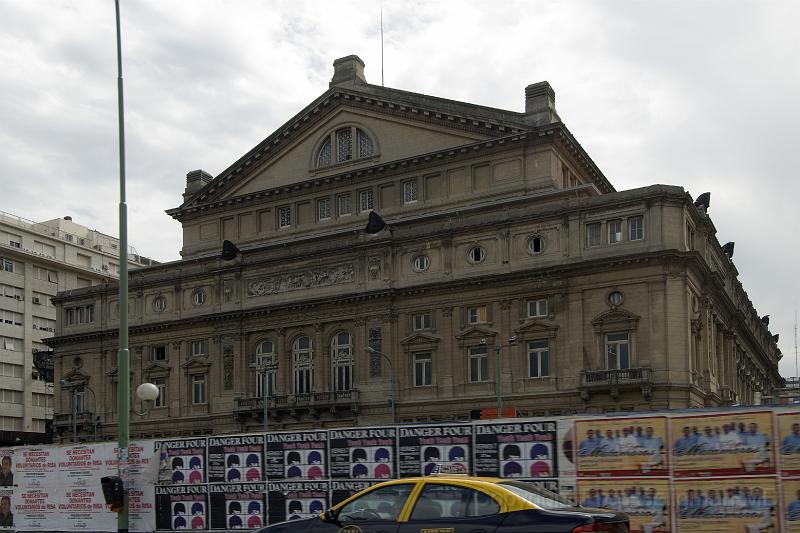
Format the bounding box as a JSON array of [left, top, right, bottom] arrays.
[[255, 363, 273, 434], [365, 347, 396, 423], [493, 336, 517, 417]]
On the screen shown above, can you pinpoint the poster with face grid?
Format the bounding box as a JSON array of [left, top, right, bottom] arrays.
[[156, 438, 207, 485], [267, 481, 328, 524], [398, 424, 472, 476], [207, 435, 264, 484], [155, 484, 208, 531], [265, 431, 327, 480], [474, 421, 558, 479], [208, 483, 266, 530], [328, 427, 396, 480], [330, 480, 375, 506]]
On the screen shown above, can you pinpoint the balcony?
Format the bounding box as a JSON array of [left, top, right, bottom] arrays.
[[234, 389, 360, 420], [579, 367, 654, 400]]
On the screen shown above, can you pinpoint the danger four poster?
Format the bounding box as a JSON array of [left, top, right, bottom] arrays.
[[328, 427, 396, 480], [156, 438, 207, 485], [474, 420, 558, 478], [267, 481, 328, 524], [208, 435, 264, 484], [155, 484, 208, 531], [265, 431, 327, 480], [398, 424, 472, 476], [208, 482, 266, 530]]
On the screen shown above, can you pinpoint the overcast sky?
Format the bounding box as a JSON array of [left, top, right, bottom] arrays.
[[1, 0, 798, 376]]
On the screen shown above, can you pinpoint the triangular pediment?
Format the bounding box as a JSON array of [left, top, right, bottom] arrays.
[[181, 356, 212, 371], [514, 319, 560, 337], [144, 361, 172, 376], [455, 325, 498, 341], [591, 307, 641, 333], [62, 369, 91, 384], [174, 84, 528, 212], [399, 332, 441, 346]]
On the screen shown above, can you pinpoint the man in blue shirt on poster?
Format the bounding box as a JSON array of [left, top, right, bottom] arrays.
[[784, 423, 800, 454], [674, 426, 698, 456]]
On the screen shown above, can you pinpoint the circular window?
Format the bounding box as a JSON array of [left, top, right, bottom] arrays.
[[192, 289, 206, 305], [153, 295, 167, 312], [467, 246, 485, 264], [608, 291, 624, 307], [527, 236, 545, 255], [413, 255, 430, 272]]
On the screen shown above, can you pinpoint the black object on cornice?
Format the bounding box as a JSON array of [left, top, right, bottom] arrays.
[[693, 192, 711, 210], [773, 334, 780, 342], [761, 315, 770, 326], [722, 242, 735, 259], [221, 240, 241, 261], [365, 211, 387, 234]]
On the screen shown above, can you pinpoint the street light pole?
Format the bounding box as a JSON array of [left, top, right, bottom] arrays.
[[494, 336, 517, 418], [366, 347, 395, 423], [114, 2, 130, 532]]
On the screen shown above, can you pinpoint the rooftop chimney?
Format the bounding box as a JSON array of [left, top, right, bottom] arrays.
[[183, 169, 213, 201], [330, 55, 367, 88], [524, 81, 560, 126]]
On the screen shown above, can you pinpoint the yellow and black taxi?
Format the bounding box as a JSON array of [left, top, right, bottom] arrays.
[[259, 475, 629, 533]]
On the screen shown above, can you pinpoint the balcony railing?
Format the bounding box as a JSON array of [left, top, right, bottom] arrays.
[[579, 368, 653, 400], [52, 411, 96, 428], [235, 389, 360, 418]]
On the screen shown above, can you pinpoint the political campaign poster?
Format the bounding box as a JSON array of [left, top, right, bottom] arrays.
[[556, 417, 577, 502], [330, 481, 375, 506], [576, 478, 670, 533], [208, 482, 266, 530], [671, 411, 774, 477], [0, 488, 13, 529], [674, 476, 778, 533], [329, 427, 396, 480], [778, 412, 800, 476], [474, 420, 557, 478], [784, 478, 800, 532], [265, 431, 327, 480], [267, 481, 328, 524], [156, 438, 207, 485], [398, 424, 472, 476], [155, 484, 208, 531], [208, 434, 264, 484], [575, 416, 668, 477]]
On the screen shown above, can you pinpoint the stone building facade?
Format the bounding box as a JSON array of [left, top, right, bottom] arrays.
[[0, 211, 153, 442], [47, 55, 781, 441]]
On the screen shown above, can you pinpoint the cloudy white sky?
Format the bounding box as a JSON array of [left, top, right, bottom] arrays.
[[1, 1, 798, 375]]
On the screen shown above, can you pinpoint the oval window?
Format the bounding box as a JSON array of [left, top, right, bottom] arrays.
[[192, 289, 206, 305], [527, 236, 545, 255], [608, 291, 624, 307], [153, 295, 167, 312], [413, 255, 430, 272], [468, 246, 485, 264]]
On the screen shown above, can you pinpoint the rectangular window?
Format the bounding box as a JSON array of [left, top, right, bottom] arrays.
[[413, 313, 432, 331], [608, 219, 623, 244], [151, 345, 167, 361], [8, 234, 21, 248], [278, 206, 291, 229], [154, 378, 167, 408], [191, 340, 207, 357], [317, 198, 331, 221], [527, 299, 548, 318], [587, 223, 602, 247], [403, 180, 418, 204], [468, 345, 489, 382], [359, 189, 374, 212], [294, 367, 312, 395], [74, 389, 85, 414], [2, 259, 14, 273], [256, 368, 276, 398], [2, 337, 21, 351], [467, 306, 487, 324], [414, 353, 432, 387], [629, 215, 644, 241], [33, 241, 56, 258], [528, 340, 550, 378], [192, 375, 206, 405], [337, 194, 352, 216], [686, 223, 695, 249], [606, 333, 630, 370], [66, 308, 75, 326], [85, 304, 94, 323]]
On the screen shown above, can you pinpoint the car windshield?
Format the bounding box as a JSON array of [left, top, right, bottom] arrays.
[[498, 481, 575, 510]]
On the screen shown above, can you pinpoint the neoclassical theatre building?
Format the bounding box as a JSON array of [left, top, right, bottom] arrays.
[[49, 55, 781, 440]]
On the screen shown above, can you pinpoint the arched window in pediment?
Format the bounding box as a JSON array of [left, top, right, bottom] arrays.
[[315, 126, 376, 168]]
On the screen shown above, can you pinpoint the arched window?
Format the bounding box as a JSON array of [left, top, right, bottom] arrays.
[[255, 340, 276, 398], [331, 331, 353, 391], [315, 126, 375, 168], [292, 336, 313, 394]]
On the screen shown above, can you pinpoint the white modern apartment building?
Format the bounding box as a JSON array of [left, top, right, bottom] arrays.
[[0, 210, 153, 442]]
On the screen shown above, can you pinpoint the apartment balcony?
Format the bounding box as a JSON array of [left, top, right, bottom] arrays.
[[234, 389, 360, 420], [579, 367, 654, 401]]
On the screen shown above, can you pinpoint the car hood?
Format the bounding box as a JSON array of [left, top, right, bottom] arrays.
[[258, 517, 317, 533]]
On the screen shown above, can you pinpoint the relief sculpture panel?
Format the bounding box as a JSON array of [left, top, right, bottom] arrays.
[[247, 263, 355, 297]]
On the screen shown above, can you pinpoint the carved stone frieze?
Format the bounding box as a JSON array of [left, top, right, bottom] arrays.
[[368, 257, 382, 280], [247, 264, 355, 297]]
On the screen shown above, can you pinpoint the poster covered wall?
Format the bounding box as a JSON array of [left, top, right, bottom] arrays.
[[266, 431, 327, 481], [398, 424, 472, 476], [576, 478, 670, 533], [474, 420, 557, 478], [207, 435, 264, 484], [674, 477, 778, 533], [157, 438, 208, 485], [155, 484, 208, 531], [267, 481, 328, 524], [208, 483, 265, 530]]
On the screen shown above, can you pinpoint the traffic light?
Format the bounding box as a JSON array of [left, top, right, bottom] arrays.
[[100, 476, 125, 512]]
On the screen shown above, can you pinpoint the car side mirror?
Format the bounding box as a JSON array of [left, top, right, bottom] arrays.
[[320, 509, 340, 526]]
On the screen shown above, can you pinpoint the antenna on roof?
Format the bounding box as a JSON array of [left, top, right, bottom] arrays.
[[380, 7, 385, 87]]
